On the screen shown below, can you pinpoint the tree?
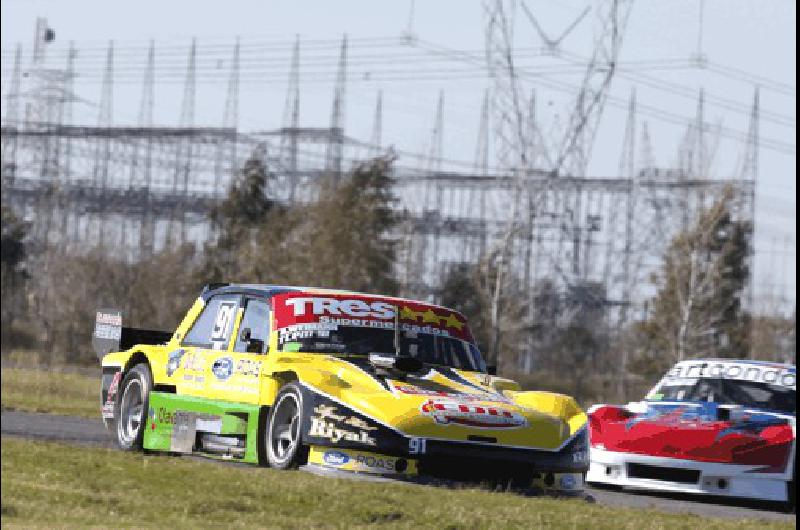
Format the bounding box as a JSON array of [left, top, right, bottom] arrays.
[[750, 309, 796, 365], [216, 154, 400, 297], [1, 205, 30, 347], [202, 148, 277, 282], [636, 187, 752, 373], [439, 257, 528, 372], [284, 155, 399, 294], [440, 262, 490, 353]]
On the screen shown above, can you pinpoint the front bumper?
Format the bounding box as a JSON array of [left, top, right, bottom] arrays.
[[306, 444, 586, 493], [300, 382, 589, 483], [587, 447, 791, 502]]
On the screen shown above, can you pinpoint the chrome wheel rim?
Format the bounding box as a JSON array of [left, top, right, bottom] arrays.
[[118, 379, 144, 445], [269, 393, 300, 464]]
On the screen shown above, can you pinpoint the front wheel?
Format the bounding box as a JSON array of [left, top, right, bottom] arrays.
[[265, 383, 308, 469], [114, 363, 152, 451]]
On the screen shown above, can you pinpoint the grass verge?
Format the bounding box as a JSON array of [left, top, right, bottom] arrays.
[[1, 437, 792, 530], [1, 367, 99, 419]]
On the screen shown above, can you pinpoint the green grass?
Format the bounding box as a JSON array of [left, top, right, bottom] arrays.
[[1, 437, 791, 530], [1, 367, 100, 419]]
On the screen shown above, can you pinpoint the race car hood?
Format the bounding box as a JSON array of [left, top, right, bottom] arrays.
[[280, 354, 586, 451], [589, 401, 795, 470]]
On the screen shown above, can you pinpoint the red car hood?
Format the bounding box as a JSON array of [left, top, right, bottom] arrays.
[[589, 402, 794, 471]]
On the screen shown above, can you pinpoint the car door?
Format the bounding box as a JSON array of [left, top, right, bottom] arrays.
[[219, 296, 272, 405], [177, 293, 242, 398]]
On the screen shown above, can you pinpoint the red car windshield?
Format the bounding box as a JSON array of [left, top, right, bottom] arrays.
[[649, 378, 795, 414]]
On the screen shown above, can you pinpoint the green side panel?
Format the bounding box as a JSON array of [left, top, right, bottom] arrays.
[[143, 392, 262, 464]]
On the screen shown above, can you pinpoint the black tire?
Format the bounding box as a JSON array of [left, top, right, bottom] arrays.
[[113, 363, 152, 451], [256, 406, 270, 466], [265, 382, 308, 469]]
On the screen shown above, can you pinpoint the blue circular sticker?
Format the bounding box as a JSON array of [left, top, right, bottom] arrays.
[[212, 357, 234, 381]]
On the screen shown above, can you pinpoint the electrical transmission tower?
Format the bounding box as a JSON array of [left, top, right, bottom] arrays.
[[0, 27, 767, 373], [483, 0, 531, 368], [216, 38, 240, 198], [326, 34, 347, 182], [369, 90, 383, 158], [282, 35, 300, 201], [170, 39, 197, 245], [551, 0, 633, 178], [1, 44, 22, 182]]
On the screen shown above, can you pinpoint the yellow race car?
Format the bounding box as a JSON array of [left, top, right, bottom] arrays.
[[96, 283, 588, 492]]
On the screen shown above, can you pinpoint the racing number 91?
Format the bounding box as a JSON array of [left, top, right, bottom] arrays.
[[211, 301, 238, 344], [409, 437, 427, 455]]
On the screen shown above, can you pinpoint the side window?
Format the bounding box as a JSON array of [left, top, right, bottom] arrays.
[[233, 298, 271, 354], [182, 294, 240, 349]]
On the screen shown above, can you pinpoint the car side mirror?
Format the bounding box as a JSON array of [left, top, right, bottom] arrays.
[[486, 365, 497, 376], [240, 327, 252, 341], [246, 338, 265, 354]]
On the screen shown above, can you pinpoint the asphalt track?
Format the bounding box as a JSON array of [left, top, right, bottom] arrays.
[[1, 409, 794, 522]]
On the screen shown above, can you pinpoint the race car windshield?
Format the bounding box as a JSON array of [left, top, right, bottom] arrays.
[[279, 325, 487, 373], [649, 378, 795, 414]]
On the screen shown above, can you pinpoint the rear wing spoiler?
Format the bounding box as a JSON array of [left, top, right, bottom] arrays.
[[92, 309, 173, 361]]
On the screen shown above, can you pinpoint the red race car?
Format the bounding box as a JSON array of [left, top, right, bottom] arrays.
[[587, 359, 795, 506]]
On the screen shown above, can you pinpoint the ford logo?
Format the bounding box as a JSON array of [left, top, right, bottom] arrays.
[[323, 451, 350, 466], [560, 474, 577, 490], [212, 357, 234, 381], [166, 349, 186, 377]]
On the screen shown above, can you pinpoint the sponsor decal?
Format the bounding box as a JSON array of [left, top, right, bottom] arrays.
[[94, 312, 122, 340], [166, 349, 186, 377], [323, 450, 350, 466], [95, 311, 122, 327], [390, 382, 513, 405], [101, 371, 122, 419], [354, 454, 397, 472], [309, 417, 377, 445], [183, 351, 206, 373], [154, 406, 178, 425], [308, 404, 377, 446], [421, 399, 527, 429], [344, 416, 377, 431], [662, 361, 796, 390], [285, 297, 395, 319], [315, 404, 345, 421], [211, 357, 234, 381], [93, 309, 123, 359], [312, 448, 413, 475], [235, 358, 262, 378], [272, 292, 474, 343]]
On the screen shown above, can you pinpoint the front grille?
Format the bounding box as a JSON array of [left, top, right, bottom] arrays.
[[627, 463, 700, 484], [418, 455, 533, 485]]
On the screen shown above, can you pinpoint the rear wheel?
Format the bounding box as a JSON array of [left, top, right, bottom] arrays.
[[265, 383, 308, 469], [114, 363, 152, 451]]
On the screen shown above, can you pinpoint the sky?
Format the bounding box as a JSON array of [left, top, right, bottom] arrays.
[[1, 0, 796, 312]]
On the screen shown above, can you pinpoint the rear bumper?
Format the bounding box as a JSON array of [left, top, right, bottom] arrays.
[[587, 447, 791, 502]]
